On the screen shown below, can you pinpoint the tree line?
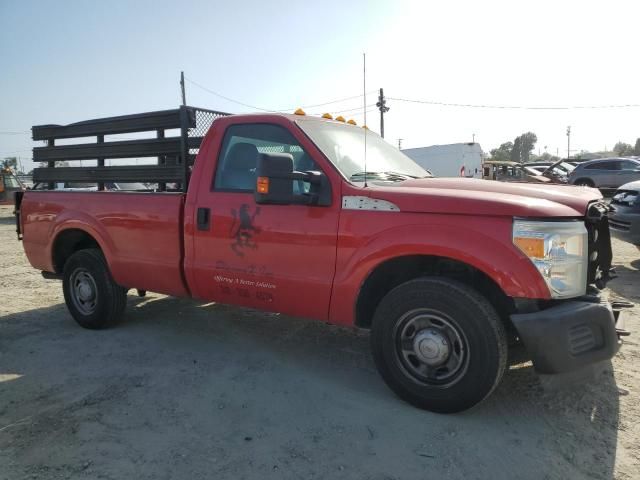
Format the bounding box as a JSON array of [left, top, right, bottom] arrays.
[[489, 135, 640, 163]]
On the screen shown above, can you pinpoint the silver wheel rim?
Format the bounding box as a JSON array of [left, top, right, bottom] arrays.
[[70, 268, 98, 315], [393, 309, 469, 387]]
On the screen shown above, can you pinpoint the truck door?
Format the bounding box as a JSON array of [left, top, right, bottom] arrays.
[[189, 122, 340, 321]]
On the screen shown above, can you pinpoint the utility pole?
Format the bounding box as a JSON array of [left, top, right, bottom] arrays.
[[472, 133, 476, 144], [397, 138, 403, 150], [376, 88, 389, 138], [180, 71, 187, 106], [566, 126, 571, 159]]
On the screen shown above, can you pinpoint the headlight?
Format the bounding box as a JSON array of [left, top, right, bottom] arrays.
[[513, 220, 588, 299]]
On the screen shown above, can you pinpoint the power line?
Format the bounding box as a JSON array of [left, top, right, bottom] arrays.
[[0, 131, 29, 135], [293, 92, 377, 110], [185, 77, 274, 112], [387, 96, 640, 110], [311, 103, 377, 115], [347, 108, 378, 117], [185, 76, 376, 113]]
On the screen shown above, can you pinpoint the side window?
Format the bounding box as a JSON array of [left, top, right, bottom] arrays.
[[606, 161, 621, 170], [213, 123, 318, 192], [620, 160, 639, 170], [585, 162, 604, 170]]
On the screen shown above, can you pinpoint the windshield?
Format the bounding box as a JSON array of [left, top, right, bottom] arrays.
[[296, 119, 429, 181]]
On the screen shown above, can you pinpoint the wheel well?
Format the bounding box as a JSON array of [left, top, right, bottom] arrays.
[[52, 229, 100, 274], [573, 177, 594, 186], [355, 255, 516, 330]]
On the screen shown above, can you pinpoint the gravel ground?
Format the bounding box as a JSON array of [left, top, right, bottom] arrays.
[[0, 204, 638, 480]]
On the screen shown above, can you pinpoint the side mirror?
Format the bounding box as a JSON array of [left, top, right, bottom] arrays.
[[255, 153, 294, 205], [254, 152, 330, 206]]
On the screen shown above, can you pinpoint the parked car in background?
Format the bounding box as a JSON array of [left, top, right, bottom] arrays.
[[525, 164, 569, 184], [609, 180, 640, 251], [0, 167, 26, 205], [526, 161, 575, 175], [569, 158, 640, 189], [482, 161, 552, 183]]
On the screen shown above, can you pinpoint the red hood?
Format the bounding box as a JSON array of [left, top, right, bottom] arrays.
[[358, 178, 602, 217]]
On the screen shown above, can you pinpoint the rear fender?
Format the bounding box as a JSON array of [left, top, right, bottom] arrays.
[[48, 210, 116, 272]]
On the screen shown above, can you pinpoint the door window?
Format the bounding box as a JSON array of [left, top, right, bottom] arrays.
[[213, 124, 318, 192], [585, 161, 620, 170]]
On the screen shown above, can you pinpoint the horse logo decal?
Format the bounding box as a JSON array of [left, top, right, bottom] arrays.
[[230, 204, 261, 257]]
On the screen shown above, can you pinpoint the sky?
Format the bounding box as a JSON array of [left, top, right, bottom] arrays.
[[1, 0, 640, 172]]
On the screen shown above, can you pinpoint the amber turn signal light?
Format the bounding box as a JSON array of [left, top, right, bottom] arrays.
[[257, 176, 269, 194], [513, 236, 545, 258]]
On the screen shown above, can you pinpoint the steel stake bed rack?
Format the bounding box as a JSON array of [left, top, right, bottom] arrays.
[[32, 106, 229, 192]]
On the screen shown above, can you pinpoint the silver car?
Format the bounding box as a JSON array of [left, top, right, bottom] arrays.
[[609, 180, 640, 250], [569, 158, 640, 188]]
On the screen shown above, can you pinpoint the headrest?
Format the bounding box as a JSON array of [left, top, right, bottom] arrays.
[[226, 142, 259, 171]]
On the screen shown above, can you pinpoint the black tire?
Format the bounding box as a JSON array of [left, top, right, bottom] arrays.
[[62, 248, 127, 329], [573, 178, 595, 187], [371, 277, 507, 413]]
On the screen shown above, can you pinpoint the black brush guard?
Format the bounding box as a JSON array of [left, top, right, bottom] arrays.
[[585, 201, 614, 290]]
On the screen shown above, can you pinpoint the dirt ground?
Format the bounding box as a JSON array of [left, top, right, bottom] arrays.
[[0, 204, 638, 480]]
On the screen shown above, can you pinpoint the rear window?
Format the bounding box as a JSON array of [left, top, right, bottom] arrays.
[[620, 160, 640, 170]]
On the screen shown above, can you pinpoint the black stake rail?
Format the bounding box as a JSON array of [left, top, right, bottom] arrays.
[[33, 166, 185, 184], [32, 108, 195, 141], [33, 137, 205, 162], [31, 106, 230, 192]]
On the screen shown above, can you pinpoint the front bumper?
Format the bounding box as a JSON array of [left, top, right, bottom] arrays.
[[609, 206, 640, 246], [510, 299, 625, 374]]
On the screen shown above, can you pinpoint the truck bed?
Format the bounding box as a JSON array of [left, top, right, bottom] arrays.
[[21, 191, 190, 297]]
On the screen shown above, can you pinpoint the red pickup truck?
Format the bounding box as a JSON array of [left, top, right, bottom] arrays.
[[16, 107, 627, 413]]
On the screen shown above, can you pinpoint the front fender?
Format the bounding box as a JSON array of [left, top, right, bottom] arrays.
[[328, 214, 549, 326]]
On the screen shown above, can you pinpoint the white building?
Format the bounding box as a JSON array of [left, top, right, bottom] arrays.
[[402, 143, 484, 178]]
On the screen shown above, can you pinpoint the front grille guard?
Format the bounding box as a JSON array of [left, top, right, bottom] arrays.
[[585, 201, 614, 289]]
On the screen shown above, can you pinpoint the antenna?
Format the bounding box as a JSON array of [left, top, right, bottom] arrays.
[[363, 53, 368, 188]]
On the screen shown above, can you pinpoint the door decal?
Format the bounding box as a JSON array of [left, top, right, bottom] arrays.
[[230, 204, 261, 257]]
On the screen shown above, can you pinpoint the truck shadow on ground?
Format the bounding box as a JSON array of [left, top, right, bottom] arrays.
[[608, 260, 640, 303], [0, 296, 620, 480]]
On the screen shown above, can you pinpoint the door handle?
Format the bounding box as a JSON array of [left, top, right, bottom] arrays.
[[197, 207, 210, 231]]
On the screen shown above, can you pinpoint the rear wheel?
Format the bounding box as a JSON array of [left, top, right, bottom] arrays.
[[62, 248, 127, 329], [573, 178, 595, 187], [370, 277, 507, 413]]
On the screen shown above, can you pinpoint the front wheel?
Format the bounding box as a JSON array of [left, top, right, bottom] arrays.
[[371, 277, 507, 413], [62, 248, 127, 329]]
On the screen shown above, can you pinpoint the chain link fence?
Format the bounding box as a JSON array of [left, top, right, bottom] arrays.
[[187, 107, 230, 160]]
